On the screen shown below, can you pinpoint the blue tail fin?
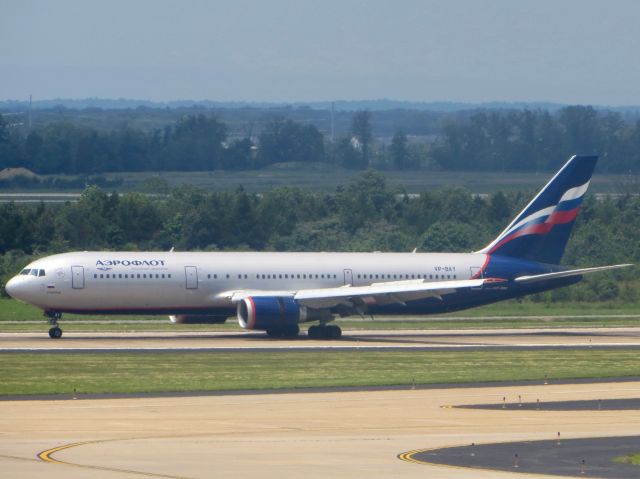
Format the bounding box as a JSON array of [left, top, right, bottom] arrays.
[[478, 155, 597, 264]]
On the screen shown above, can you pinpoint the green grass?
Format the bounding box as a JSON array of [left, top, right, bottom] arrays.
[[614, 453, 640, 465], [1, 349, 640, 396]]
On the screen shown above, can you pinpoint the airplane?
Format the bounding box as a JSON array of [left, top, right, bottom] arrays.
[[5, 155, 632, 339]]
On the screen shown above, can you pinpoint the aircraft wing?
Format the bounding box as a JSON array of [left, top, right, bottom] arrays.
[[227, 278, 490, 310], [514, 264, 633, 284]]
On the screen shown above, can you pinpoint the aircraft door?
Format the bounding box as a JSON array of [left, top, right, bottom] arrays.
[[185, 266, 198, 290], [343, 269, 353, 286], [71, 266, 85, 289]]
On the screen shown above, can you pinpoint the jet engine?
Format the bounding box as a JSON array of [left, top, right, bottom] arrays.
[[237, 296, 330, 337]]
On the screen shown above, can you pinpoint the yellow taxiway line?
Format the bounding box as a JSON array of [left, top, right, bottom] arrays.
[[38, 439, 190, 479]]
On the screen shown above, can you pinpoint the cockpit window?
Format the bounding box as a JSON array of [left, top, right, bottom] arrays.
[[20, 269, 31, 275], [31, 269, 39, 276], [38, 270, 46, 277]]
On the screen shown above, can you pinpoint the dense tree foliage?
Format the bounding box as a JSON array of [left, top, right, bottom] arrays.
[[2, 105, 640, 174], [0, 173, 637, 303], [430, 106, 640, 173]]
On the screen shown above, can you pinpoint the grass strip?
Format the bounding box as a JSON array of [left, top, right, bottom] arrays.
[[2, 349, 640, 396], [614, 453, 640, 465]]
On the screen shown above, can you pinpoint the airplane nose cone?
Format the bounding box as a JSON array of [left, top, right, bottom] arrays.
[[5, 276, 22, 300]]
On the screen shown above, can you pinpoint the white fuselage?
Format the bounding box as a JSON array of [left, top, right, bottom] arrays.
[[7, 251, 487, 314]]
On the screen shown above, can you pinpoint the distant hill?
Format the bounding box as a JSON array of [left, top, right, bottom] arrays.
[[3, 97, 640, 114]]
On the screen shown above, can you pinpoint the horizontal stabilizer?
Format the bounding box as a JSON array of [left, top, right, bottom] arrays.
[[514, 264, 633, 284]]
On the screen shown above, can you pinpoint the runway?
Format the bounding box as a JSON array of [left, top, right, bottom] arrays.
[[3, 380, 640, 478], [3, 327, 640, 352]]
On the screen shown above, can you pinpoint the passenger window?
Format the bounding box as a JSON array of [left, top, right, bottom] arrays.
[[168, 274, 172, 278], [94, 274, 97, 278]]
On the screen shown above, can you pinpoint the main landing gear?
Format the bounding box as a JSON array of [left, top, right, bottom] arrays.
[[308, 324, 342, 340], [266, 324, 300, 339], [45, 311, 63, 339]]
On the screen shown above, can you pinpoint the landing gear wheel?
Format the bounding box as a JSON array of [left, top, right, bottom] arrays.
[[329, 325, 342, 339], [308, 325, 341, 340], [283, 325, 300, 338], [48, 327, 62, 339], [45, 311, 63, 339], [308, 325, 320, 339]]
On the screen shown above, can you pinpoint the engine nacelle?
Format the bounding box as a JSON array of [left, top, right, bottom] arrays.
[[237, 296, 331, 331], [169, 315, 228, 324]]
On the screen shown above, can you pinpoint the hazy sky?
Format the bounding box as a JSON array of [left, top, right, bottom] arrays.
[[2, 0, 640, 104]]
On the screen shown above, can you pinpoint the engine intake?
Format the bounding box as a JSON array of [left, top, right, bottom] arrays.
[[237, 296, 299, 331]]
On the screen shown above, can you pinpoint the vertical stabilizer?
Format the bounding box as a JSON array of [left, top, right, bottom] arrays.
[[477, 155, 597, 264]]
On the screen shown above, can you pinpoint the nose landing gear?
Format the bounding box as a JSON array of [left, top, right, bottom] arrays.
[[45, 311, 63, 339]]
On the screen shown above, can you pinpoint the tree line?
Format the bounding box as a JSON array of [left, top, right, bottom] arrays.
[[1, 105, 640, 174], [0, 173, 637, 303]]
